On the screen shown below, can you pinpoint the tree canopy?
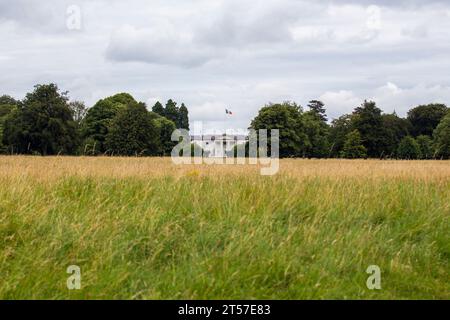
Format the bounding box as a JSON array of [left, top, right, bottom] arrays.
[[250, 102, 308, 158], [407, 104, 448, 137], [105, 102, 159, 156], [397, 136, 421, 160], [341, 130, 367, 159], [2, 84, 78, 155], [0, 83, 447, 160], [433, 112, 450, 159]]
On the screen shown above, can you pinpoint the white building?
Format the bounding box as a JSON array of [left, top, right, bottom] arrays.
[[191, 134, 248, 158]]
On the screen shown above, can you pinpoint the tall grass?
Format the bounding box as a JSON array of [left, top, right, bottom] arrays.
[[0, 157, 448, 299]]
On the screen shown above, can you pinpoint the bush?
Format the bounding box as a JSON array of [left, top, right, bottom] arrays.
[[397, 136, 421, 159], [341, 130, 367, 159], [433, 112, 450, 159], [416, 135, 433, 159]]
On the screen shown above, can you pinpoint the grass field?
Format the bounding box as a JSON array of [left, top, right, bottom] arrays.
[[0, 156, 449, 299]]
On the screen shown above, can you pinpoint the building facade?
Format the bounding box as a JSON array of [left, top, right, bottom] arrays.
[[191, 135, 247, 158]]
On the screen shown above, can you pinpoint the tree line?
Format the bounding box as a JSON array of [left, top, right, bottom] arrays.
[[0, 84, 189, 156], [250, 100, 450, 159], [0, 83, 449, 159]]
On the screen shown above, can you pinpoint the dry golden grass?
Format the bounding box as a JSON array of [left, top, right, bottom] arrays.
[[0, 156, 448, 299], [1, 156, 449, 181]]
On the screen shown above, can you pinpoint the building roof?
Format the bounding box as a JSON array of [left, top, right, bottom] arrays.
[[191, 134, 248, 141]]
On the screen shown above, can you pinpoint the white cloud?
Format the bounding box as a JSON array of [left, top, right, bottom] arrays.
[[319, 90, 362, 119], [372, 83, 450, 115]]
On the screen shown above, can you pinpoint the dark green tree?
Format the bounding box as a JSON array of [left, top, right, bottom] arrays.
[[341, 130, 367, 159], [2, 84, 78, 155], [352, 100, 385, 158], [380, 113, 411, 158], [303, 110, 330, 158], [407, 104, 448, 137], [105, 102, 159, 156], [164, 99, 180, 127], [250, 102, 308, 158], [179, 103, 190, 130], [329, 114, 354, 157], [153, 116, 177, 156], [397, 136, 421, 159], [307, 100, 327, 122], [69, 100, 88, 125], [0, 95, 18, 117], [416, 135, 433, 159], [433, 112, 450, 159], [0, 95, 19, 153], [152, 101, 165, 117], [81, 93, 136, 154]]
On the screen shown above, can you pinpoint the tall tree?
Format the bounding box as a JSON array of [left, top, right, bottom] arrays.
[[152, 101, 165, 117], [69, 100, 88, 125], [153, 116, 177, 156], [307, 100, 327, 122], [380, 113, 411, 157], [329, 114, 354, 157], [407, 104, 448, 137], [164, 99, 180, 127], [179, 103, 190, 130], [433, 112, 450, 159], [352, 100, 385, 158], [2, 84, 78, 155], [341, 130, 367, 159], [250, 102, 308, 158], [0, 95, 19, 153], [416, 135, 433, 159], [105, 102, 159, 156], [81, 93, 136, 154], [303, 110, 330, 158], [0, 95, 18, 117], [397, 136, 421, 159]]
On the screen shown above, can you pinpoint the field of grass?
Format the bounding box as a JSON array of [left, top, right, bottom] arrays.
[[0, 156, 449, 299]]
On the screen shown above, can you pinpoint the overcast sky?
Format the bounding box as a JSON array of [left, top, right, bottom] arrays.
[[1, 0, 450, 132]]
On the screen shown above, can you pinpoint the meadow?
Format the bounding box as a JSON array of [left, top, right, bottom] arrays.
[[0, 156, 448, 299]]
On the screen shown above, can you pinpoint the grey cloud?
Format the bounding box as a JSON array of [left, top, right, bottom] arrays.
[[0, 0, 78, 32], [1, 0, 450, 132]]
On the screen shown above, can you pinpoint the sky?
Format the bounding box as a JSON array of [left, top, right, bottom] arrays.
[[1, 0, 450, 132]]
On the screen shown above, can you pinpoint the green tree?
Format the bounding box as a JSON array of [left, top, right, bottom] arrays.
[[329, 114, 354, 157], [154, 116, 176, 156], [0, 95, 18, 117], [433, 112, 450, 159], [341, 130, 367, 159], [69, 100, 88, 125], [352, 100, 385, 158], [407, 104, 448, 137], [303, 110, 330, 158], [397, 136, 421, 159], [81, 93, 136, 154], [0, 95, 19, 153], [250, 102, 308, 158], [3, 84, 78, 155], [165, 99, 180, 127], [152, 101, 165, 117], [307, 100, 327, 122], [380, 113, 411, 158], [416, 135, 433, 159], [179, 103, 190, 130], [105, 102, 159, 156]]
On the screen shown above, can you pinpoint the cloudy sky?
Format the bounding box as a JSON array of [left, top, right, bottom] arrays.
[[1, 0, 450, 132]]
